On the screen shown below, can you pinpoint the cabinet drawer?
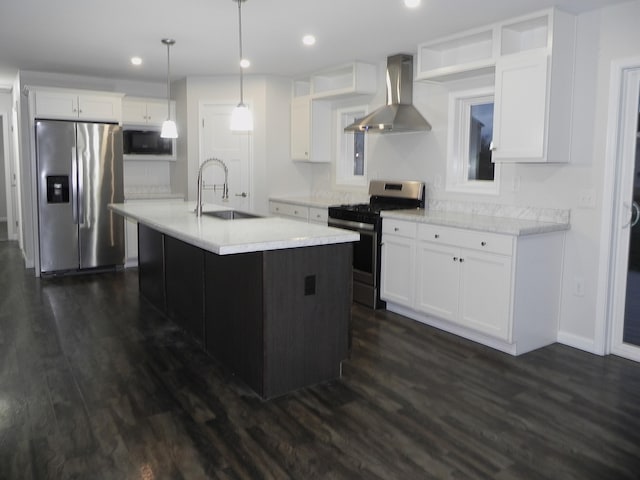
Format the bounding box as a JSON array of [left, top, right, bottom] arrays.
[[418, 224, 513, 256], [382, 219, 417, 238], [309, 207, 328, 223], [269, 201, 309, 220]]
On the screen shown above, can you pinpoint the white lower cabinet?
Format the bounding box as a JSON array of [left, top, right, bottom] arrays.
[[382, 218, 564, 355], [269, 200, 328, 225], [381, 219, 416, 305]]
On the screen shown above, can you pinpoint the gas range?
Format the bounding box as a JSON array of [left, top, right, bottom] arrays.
[[328, 180, 425, 309], [328, 181, 425, 226]]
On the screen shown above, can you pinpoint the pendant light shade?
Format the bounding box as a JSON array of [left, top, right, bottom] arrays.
[[161, 38, 178, 139], [230, 0, 253, 132]]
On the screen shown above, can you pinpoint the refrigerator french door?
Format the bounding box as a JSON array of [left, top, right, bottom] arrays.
[[35, 120, 125, 274]]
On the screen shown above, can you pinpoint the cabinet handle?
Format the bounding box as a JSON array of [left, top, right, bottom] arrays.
[[294, 210, 299, 214], [394, 227, 399, 232], [459, 258, 464, 263], [434, 234, 439, 239], [481, 241, 487, 246], [453, 257, 458, 262]]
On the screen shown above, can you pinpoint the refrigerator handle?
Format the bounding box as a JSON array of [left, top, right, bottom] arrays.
[[77, 148, 84, 226], [71, 147, 79, 224]]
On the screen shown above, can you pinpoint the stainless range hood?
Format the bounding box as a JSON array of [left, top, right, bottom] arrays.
[[344, 54, 431, 134]]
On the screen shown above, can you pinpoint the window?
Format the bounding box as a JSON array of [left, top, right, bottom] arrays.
[[336, 106, 368, 186], [446, 87, 500, 194]]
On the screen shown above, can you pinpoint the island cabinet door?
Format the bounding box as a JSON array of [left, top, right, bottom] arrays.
[[262, 243, 352, 399], [138, 224, 166, 312], [164, 236, 205, 344], [204, 251, 265, 395]]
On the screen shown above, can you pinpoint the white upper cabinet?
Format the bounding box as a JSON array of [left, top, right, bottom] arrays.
[[416, 26, 497, 82], [294, 62, 377, 100], [417, 8, 576, 163], [491, 50, 548, 161], [122, 97, 174, 127], [290, 97, 331, 163], [33, 89, 123, 123], [290, 62, 376, 163]]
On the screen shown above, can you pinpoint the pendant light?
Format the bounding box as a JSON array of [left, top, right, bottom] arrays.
[[230, 0, 253, 132], [160, 38, 178, 139]]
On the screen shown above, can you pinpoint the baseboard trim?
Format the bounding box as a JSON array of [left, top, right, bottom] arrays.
[[557, 331, 601, 355]]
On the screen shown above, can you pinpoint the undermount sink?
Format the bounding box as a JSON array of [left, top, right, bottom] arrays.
[[201, 210, 262, 220]]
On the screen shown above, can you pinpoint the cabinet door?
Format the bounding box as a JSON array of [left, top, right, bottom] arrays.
[[291, 97, 310, 160], [458, 249, 512, 340], [33, 91, 78, 119], [145, 100, 169, 125], [122, 99, 148, 124], [492, 51, 548, 162], [380, 235, 415, 306], [77, 94, 121, 122], [415, 241, 459, 322], [308, 207, 328, 224]]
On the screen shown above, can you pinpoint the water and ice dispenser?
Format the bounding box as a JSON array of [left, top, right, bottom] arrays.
[[46, 175, 69, 203]]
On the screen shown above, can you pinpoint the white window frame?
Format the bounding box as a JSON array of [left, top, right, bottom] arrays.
[[446, 87, 500, 195], [336, 105, 368, 187]]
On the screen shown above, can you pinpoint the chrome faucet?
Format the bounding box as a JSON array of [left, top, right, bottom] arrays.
[[196, 157, 229, 217]]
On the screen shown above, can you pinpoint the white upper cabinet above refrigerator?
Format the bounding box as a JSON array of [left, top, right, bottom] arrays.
[[32, 88, 123, 123]]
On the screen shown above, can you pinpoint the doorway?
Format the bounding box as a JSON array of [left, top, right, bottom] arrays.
[[198, 103, 252, 212], [608, 62, 640, 362]]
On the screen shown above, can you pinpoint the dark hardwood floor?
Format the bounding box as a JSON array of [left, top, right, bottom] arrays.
[[1, 240, 639, 479]]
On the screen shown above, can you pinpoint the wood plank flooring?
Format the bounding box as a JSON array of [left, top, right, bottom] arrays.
[[0, 240, 639, 479]]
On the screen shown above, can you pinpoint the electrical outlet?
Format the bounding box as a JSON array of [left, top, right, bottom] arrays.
[[578, 189, 596, 209], [573, 276, 585, 297]]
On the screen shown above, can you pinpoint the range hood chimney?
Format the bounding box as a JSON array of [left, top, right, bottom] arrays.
[[344, 53, 431, 134]]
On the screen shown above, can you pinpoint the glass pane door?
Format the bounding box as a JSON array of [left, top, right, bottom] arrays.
[[623, 111, 640, 346]]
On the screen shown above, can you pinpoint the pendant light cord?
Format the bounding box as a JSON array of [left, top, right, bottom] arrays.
[[166, 41, 171, 117], [237, 0, 244, 105], [162, 38, 175, 120]]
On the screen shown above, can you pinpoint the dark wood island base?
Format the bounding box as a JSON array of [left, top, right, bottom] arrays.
[[138, 223, 352, 399]]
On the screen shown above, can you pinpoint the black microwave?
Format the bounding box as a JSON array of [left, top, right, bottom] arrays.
[[123, 129, 174, 156]]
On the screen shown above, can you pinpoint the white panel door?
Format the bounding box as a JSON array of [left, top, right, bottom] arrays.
[[199, 103, 252, 211]]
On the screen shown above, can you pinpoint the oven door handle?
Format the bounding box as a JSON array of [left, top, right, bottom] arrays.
[[328, 217, 375, 232]]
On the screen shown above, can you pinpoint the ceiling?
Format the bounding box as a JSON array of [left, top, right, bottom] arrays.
[[0, 0, 630, 87]]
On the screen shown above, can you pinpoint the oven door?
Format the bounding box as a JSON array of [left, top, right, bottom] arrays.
[[328, 217, 379, 307]]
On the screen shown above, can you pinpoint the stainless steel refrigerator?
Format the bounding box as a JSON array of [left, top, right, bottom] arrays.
[[35, 120, 125, 274]]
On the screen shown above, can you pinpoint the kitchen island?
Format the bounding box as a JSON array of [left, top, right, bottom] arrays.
[[109, 201, 359, 399]]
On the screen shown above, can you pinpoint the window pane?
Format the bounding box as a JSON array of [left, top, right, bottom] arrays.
[[468, 103, 494, 181], [354, 131, 364, 176]]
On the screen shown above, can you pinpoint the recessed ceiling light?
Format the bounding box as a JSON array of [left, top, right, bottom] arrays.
[[130, 56, 142, 66], [302, 35, 316, 46], [404, 0, 420, 8], [240, 58, 251, 69]]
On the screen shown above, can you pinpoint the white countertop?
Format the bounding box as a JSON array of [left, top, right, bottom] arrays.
[[382, 209, 570, 236], [109, 201, 359, 255]]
